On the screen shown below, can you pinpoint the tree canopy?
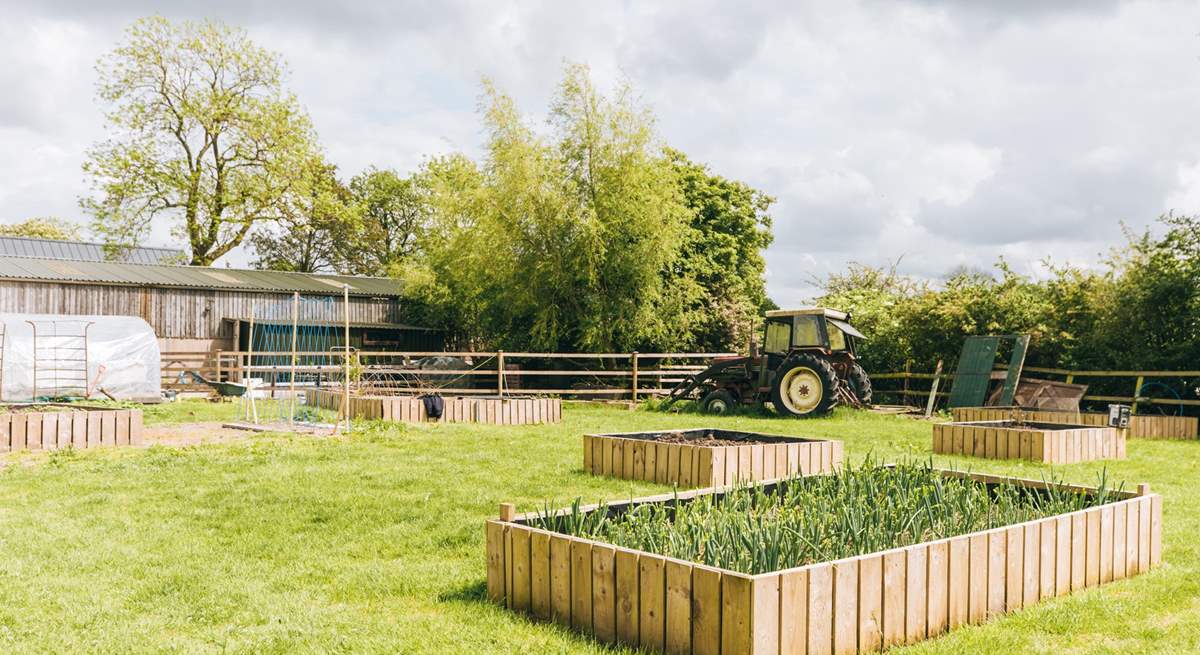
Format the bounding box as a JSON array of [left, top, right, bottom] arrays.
[[77, 19, 777, 353], [815, 213, 1200, 377], [0, 217, 82, 240], [82, 16, 318, 265]]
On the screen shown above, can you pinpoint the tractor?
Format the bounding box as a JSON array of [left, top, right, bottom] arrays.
[[665, 308, 872, 417]]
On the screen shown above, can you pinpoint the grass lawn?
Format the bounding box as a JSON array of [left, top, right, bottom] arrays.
[[0, 401, 1196, 653]]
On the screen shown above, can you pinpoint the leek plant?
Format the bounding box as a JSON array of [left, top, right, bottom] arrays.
[[530, 459, 1120, 575]]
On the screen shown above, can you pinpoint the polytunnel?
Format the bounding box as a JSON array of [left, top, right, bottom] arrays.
[[0, 314, 161, 402]]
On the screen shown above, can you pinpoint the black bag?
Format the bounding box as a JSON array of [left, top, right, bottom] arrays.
[[421, 394, 445, 419]]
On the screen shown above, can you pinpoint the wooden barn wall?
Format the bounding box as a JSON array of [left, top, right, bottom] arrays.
[[0, 281, 403, 343]]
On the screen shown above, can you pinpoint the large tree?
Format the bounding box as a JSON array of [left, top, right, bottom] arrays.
[[249, 157, 357, 273], [342, 168, 429, 276], [402, 65, 689, 351], [666, 149, 775, 351], [81, 16, 317, 265]]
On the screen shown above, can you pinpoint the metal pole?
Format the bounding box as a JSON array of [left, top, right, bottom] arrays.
[[288, 291, 299, 425], [247, 300, 258, 424], [343, 284, 351, 433]]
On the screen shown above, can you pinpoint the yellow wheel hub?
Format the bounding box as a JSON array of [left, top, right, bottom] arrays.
[[781, 367, 823, 414]]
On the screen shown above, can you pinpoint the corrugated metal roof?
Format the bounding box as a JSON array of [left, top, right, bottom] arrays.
[[245, 319, 436, 330], [0, 256, 403, 298], [0, 236, 186, 265]]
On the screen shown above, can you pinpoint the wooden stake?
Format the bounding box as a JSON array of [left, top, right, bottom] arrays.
[[343, 284, 351, 433], [500, 503, 516, 521], [288, 291, 299, 425], [631, 351, 639, 403], [498, 350, 506, 398], [925, 359, 944, 418]]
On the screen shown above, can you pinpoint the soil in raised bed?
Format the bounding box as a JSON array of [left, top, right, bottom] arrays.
[[635, 429, 804, 447], [653, 431, 751, 447]]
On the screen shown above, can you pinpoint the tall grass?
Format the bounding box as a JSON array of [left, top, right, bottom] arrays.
[[532, 459, 1121, 574]]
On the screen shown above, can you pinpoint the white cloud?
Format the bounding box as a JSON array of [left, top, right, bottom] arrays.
[[2, 0, 1199, 300]]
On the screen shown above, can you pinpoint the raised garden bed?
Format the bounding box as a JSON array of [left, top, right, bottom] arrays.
[[584, 429, 842, 487], [0, 404, 143, 451], [304, 388, 560, 425], [934, 420, 1124, 464], [952, 406, 1197, 440], [486, 463, 1162, 655]]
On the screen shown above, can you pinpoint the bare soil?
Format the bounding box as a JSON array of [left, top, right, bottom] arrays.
[[651, 430, 776, 446], [0, 405, 86, 414], [141, 422, 270, 447]]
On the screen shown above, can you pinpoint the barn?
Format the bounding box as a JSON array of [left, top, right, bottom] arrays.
[[0, 237, 443, 378]]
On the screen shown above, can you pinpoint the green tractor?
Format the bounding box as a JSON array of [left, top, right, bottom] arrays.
[[665, 308, 872, 417]]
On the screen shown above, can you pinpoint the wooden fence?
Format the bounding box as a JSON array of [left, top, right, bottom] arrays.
[[305, 388, 561, 425], [487, 471, 1162, 655], [161, 350, 732, 399], [873, 366, 1200, 415]]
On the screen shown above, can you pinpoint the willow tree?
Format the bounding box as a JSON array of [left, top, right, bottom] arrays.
[[81, 17, 317, 265], [405, 66, 688, 351]]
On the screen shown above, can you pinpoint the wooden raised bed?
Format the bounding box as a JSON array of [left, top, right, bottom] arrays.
[[0, 405, 143, 452], [486, 471, 1162, 655], [304, 388, 560, 425], [934, 420, 1124, 464], [952, 406, 1197, 440], [584, 429, 842, 487]]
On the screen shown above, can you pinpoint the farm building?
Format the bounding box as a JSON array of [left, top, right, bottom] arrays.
[[0, 238, 443, 362]]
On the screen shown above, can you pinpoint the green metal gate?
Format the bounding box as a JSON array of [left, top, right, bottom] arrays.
[[947, 335, 1029, 408]]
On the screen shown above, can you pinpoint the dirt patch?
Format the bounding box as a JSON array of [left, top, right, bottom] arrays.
[[141, 422, 274, 447], [652, 431, 769, 447]]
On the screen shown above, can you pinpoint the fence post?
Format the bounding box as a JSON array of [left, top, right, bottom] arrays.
[[497, 350, 506, 397], [631, 351, 639, 402], [215, 350, 223, 384], [1131, 375, 1144, 414], [902, 359, 911, 401], [925, 359, 943, 418]]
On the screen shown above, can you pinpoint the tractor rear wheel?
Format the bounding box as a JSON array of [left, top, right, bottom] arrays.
[[848, 363, 873, 405], [700, 389, 737, 415], [771, 354, 840, 417]]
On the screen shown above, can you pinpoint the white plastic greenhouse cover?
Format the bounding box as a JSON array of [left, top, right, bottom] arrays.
[[0, 314, 161, 402]]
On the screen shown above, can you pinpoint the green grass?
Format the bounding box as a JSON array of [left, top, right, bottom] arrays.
[[0, 401, 1196, 653]]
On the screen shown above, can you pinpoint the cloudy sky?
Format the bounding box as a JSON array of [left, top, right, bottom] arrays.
[[3, 0, 1200, 304]]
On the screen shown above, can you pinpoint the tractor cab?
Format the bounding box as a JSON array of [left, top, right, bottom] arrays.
[[761, 308, 864, 359]]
